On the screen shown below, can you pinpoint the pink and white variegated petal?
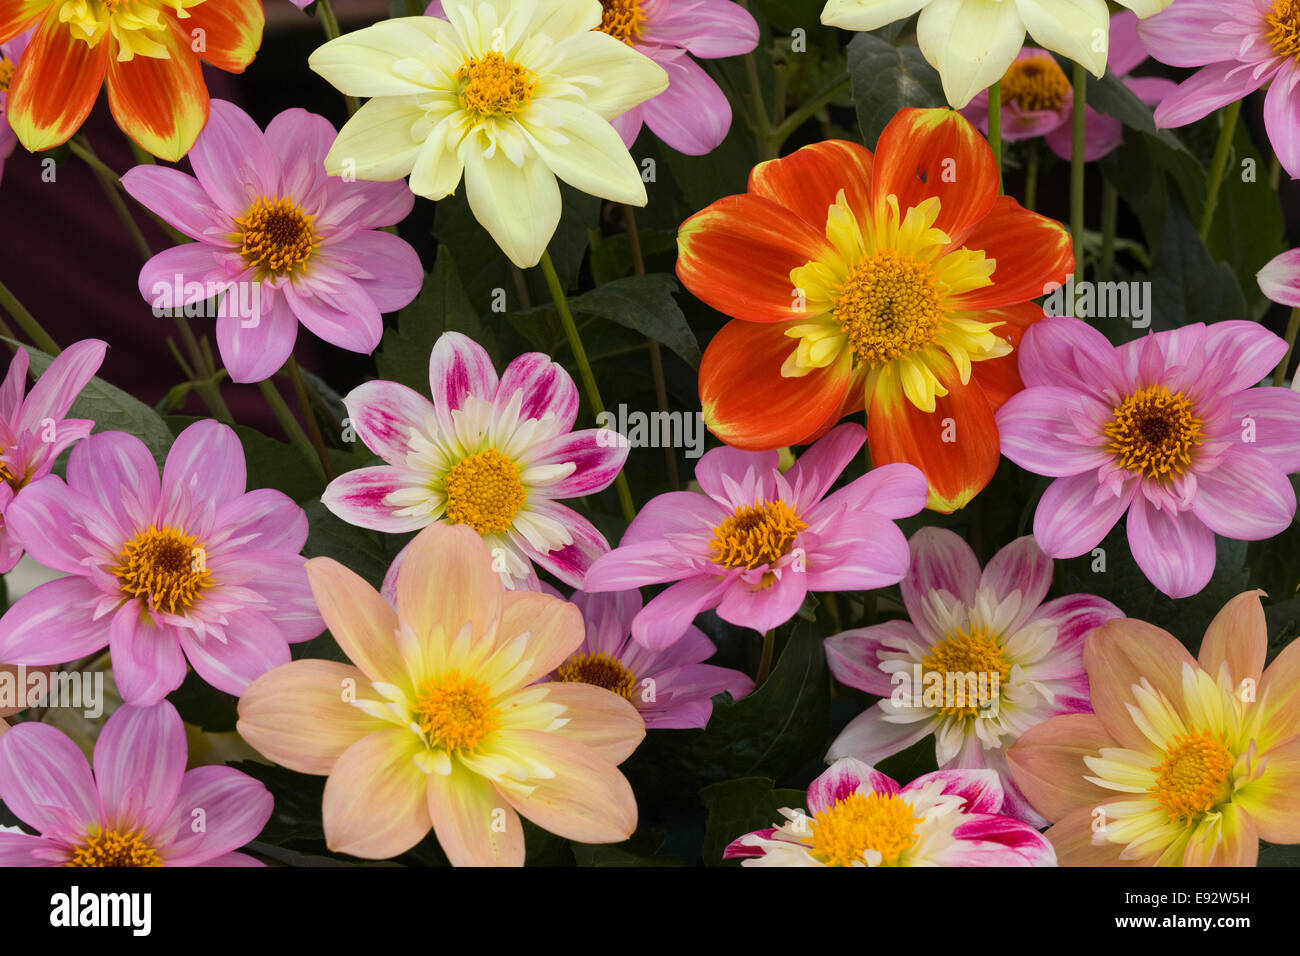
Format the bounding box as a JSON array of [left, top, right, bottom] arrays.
[[826, 706, 939, 765], [516, 501, 610, 589], [980, 535, 1054, 631], [0, 576, 111, 666], [495, 351, 580, 433], [525, 428, 628, 499], [428, 331, 499, 438], [807, 756, 900, 815], [906, 767, 1004, 814], [783, 423, 865, 514], [321, 466, 432, 533], [0, 721, 99, 841], [901, 526, 981, 625], [946, 813, 1057, 865], [162, 420, 247, 517], [93, 701, 187, 837], [343, 379, 437, 464], [824, 620, 923, 697]]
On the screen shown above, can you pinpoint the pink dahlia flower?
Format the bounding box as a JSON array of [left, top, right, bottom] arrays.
[[0, 420, 324, 704], [0, 337, 105, 573], [997, 317, 1300, 598], [584, 423, 928, 649], [121, 100, 423, 384], [425, 0, 758, 155], [0, 29, 31, 187], [1258, 245, 1300, 312], [825, 528, 1121, 825], [0, 700, 272, 866], [723, 758, 1055, 866], [1139, 0, 1300, 178], [324, 331, 628, 593], [546, 588, 754, 729], [962, 12, 1176, 162]]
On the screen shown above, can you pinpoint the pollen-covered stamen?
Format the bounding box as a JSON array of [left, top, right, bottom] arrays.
[[834, 249, 944, 366], [919, 625, 1009, 718], [413, 672, 499, 753], [443, 448, 527, 535], [556, 652, 637, 701], [1104, 385, 1204, 480], [67, 829, 164, 867], [1266, 0, 1300, 58], [0, 452, 16, 486], [599, 0, 646, 44], [456, 52, 537, 116], [0, 58, 14, 95], [1000, 55, 1071, 112], [234, 197, 319, 275], [1150, 728, 1234, 823], [710, 499, 807, 570], [808, 791, 923, 866], [112, 526, 212, 615]]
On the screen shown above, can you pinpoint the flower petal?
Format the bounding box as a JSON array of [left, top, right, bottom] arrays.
[[323, 728, 430, 859]]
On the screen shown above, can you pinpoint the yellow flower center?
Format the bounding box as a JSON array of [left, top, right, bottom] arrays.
[[443, 448, 527, 535], [112, 526, 212, 615], [59, 0, 196, 59], [1150, 729, 1235, 823], [456, 52, 537, 117], [413, 672, 498, 753], [834, 249, 944, 367], [0, 452, 16, 486], [67, 829, 164, 867], [1000, 54, 1071, 112], [808, 791, 923, 866], [599, 0, 646, 44], [710, 499, 807, 570], [234, 197, 319, 276], [919, 625, 1010, 718], [0, 58, 14, 96], [1103, 385, 1204, 481], [556, 652, 638, 701], [1266, 0, 1300, 58]]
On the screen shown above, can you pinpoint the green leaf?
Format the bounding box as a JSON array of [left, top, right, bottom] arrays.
[[1082, 66, 1191, 156], [846, 31, 944, 149], [301, 498, 407, 590], [568, 274, 700, 368], [1149, 201, 1247, 332], [166, 415, 322, 503], [700, 776, 806, 865]]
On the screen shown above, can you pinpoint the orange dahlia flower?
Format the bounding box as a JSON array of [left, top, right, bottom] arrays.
[[677, 108, 1072, 512], [0, 0, 263, 160]]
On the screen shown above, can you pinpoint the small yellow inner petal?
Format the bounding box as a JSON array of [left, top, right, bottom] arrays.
[[1266, 0, 1300, 58], [443, 448, 527, 535], [834, 248, 944, 366], [1103, 384, 1204, 480], [556, 651, 637, 701], [598, 0, 646, 44], [809, 791, 923, 866], [710, 499, 807, 570], [1000, 54, 1071, 112], [413, 671, 499, 753], [67, 829, 163, 868], [919, 624, 1009, 718], [456, 52, 537, 117], [1150, 728, 1234, 824], [112, 525, 212, 615], [234, 197, 319, 276]]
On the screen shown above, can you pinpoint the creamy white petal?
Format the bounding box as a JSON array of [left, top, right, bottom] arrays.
[[325, 96, 433, 181], [917, 0, 1027, 109], [462, 141, 563, 268], [1014, 0, 1110, 78]]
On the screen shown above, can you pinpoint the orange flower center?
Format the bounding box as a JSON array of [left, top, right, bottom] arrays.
[[834, 249, 943, 366], [413, 672, 498, 753], [1103, 385, 1204, 480], [919, 625, 1009, 718], [0, 58, 14, 95], [556, 652, 638, 700], [710, 499, 807, 570], [1000, 54, 1071, 112], [1150, 728, 1235, 823], [599, 0, 646, 44], [1266, 0, 1300, 58], [443, 448, 527, 535], [112, 525, 212, 614], [67, 829, 164, 867], [809, 791, 924, 866], [456, 52, 536, 116], [234, 197, 319, 276]]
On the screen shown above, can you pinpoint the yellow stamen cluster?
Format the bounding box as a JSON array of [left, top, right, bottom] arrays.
[[808, 791, 923, 866], [0, 453, 15, 486], [1000, 55, 1071, 112], [1150, 728, 1234, 823], [1266, 0, 1300, 58], [112, 526, 212, 615], [919, 625, 1010, 718], [443, 448, 527, 535], [834, 249, 943, 366], [413, 671, 498, 753], [234, 197, 319, 276], [0, 58, 14, 95], [456, 52, 537, 116], [1103, 385, 1204, 481], [67, 830, 164, 867], [710, 499, 807, 570], [556, 651, 638, 701], [599, 0, 646, 44]]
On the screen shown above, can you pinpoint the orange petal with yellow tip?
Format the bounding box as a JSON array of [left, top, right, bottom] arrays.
[[699, 318, 852, 451], [305, 556, 408, 690], [747, 138, 874, 233], [0, 0, 43, 43], [1082, 618, 1198, 753], [967, 301, 1045, 412], [1045, 802, 1154, 867], [1006, 712, 1117, 823], [6, 8, 109, 153], [540, 681, 645, 763], [1196, 589, 1267, 691], [676, 193, 835, 324], [949, 195, 1073, 310], [186, 0, 263, 73], [1233, 733, 1300, 844], [323, 728, 432, 859], [106, 22, 207, 161], [870, 108, 998, 241], [426, 761, 525, 867]]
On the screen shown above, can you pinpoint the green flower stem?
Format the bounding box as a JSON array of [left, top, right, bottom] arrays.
[[769, 74, 851, 154], [286, 355, 336, 481], [317, 0, 360, 115], [1100, 179, 1118, 282], [68, 137, 189, 246], [172, 315, 234, 424], [1024, 139, 1040, 212], [259, 377, 326, 484], [1199, 99, 1242, 241], [0, 279, 59, 355], [1071, 62, 1087, 281], [1273, 307, 1300, 387], [756, 630, 775, 685], [538, 250, 637, 524], [988, 81, 1003, 194]]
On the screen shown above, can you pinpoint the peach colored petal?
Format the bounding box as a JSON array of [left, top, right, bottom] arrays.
[[1084, 619, 1197, 752], [1183, 805, 1258, 866], [323, 728, 431, 859], [497, 591, 585, 687], [1047, 802, 1152, 867], [1197, 590, 1267, 691], [540, 682, 646, 764], [1007, 713, 1117, 823], [1260, 638, 1300, 751], [236, 660, 388, 775], [397, 524, 503, 664], [425, 761, 525, 866], [305, 557, 408, 689], [1233, 733, 1300, 844], [497, 729, 637, 844]]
